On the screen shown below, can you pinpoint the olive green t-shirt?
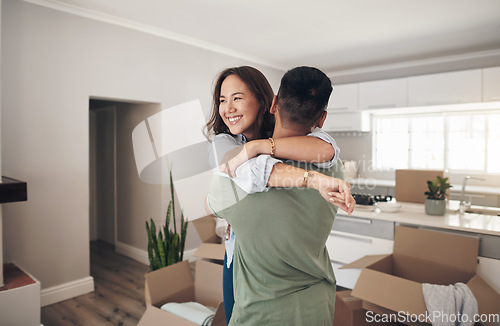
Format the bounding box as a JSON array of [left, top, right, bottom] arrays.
[[208, 160, 344, 326]]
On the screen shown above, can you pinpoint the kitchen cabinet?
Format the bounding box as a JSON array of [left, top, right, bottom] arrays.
[[477, 257, 500, 293], [408, 69, 482, 107], [327, 216, 394, 288], [359, 77, 408, 110], [483, 66, 500, 102], [328, 83, 358, 111], [321, 111, 370, 132]]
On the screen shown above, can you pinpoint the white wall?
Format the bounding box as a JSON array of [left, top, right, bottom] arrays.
[[1, 0, 283, 304]]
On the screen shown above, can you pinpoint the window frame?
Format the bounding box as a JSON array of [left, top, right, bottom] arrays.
[[372, 109, 500, 175]]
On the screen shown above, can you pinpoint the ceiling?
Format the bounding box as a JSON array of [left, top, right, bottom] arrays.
[[39, 0, 500, 74]]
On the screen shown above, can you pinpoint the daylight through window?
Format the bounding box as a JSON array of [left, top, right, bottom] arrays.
[[373, 110, 500, 174]]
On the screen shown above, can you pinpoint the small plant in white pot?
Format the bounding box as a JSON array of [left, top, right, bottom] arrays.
[[424, 176, 452, 216]]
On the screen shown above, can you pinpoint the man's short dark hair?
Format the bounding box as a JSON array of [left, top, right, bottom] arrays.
[[276, 66, 332, 129]]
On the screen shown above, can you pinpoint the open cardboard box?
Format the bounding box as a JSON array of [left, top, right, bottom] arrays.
[[191, 214, 225, 261], [342, 226, 500, 325], [139, 259, 226, 326]]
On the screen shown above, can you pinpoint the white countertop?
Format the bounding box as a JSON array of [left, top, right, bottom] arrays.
[[338, 202, 500, 237]]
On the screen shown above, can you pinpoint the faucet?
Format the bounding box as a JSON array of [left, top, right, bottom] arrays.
[[459, 176, 485, 211]]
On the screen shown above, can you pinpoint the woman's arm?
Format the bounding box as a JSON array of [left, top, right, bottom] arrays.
[[247, 136, 334, 164], [220, 132, 338, 177], [267, 163, 355, 215], [210, 132, 348, 209], [209, 133, 282, 194]]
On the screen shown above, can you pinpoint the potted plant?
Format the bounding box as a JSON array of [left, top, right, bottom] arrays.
[[145, 170, 188, 271], [424, 176, 452, 216]]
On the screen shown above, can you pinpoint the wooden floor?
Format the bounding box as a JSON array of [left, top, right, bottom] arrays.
[[41, 241, 150, 326]]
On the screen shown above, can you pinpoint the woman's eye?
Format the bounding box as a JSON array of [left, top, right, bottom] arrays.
[[219, 99, 226, 104], [234, 97, 242, 101]]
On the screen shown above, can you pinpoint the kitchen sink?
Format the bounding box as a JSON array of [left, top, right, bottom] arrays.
[[464, 205, 500, 216]]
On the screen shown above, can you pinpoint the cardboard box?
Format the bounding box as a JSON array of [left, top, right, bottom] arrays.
[[192, 214, 225, 261], [333, 290, 401, 326], [395, 169, 443, 203], [333, 290, 364, 326], [342, 226, 500, 325], [139, 259, 225, 326]]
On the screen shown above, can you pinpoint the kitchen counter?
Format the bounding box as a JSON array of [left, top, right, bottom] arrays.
[[338, 202, 500, 237]]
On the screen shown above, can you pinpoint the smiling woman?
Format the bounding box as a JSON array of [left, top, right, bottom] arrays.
[[205, 66, 275, 142], [219, 74, 261, 140]]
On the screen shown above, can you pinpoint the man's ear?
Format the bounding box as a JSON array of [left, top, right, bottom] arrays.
[[270, 96, 278, 114], [315, 111, 328, 128]]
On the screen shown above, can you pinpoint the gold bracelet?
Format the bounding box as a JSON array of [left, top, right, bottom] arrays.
[[269, 138, 276, 157], [302, 170, 309, 188]]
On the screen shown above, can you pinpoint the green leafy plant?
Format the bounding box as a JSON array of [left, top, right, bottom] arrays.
[[425, 176, 452, 200], [145, 170, 188, 271]]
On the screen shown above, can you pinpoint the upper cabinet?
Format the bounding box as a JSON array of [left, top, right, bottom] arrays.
[[408, 69, 482, 106], [324, 67, 499, 132], [328, 83, 358, 111], [483, 66, 500, 102], [359, 78, 408, 110], [322, 112, 370, 132]]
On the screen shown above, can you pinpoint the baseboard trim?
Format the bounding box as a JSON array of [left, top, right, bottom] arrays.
[[115, 241, 149, 265], [41, 276, 94, 307], [40, 243, 197, 307], [115, 241, 199, 267]]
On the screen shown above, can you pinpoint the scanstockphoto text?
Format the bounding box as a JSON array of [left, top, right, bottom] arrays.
[[365, 310, 500, 324]]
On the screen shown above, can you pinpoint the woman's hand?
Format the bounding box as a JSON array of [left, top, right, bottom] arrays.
[[326, 191, 356, 215], [307, 172, 355, 215]]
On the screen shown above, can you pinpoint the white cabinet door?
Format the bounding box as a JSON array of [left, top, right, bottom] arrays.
[[359, 78, 408, 110], [483, 66, 500, 102], [477, 256, 500, 294], [409, 69, 482, 107], [331, 261, 362, 290], [329, 83, 358, 111], [322, 112, 370, 132], [326, 230, 394, 265], [327, 230, 393, 289]]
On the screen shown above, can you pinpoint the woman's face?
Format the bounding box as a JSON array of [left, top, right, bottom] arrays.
[[219, 74, 260, 140]]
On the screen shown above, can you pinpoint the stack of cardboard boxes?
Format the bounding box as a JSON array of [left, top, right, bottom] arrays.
[[138, 215, 226, 325]]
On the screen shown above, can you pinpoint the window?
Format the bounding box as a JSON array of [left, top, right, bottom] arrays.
[[373, 110, 500, 174]]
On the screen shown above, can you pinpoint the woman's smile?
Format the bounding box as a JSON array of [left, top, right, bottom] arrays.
[[227, 115, 242, 125]]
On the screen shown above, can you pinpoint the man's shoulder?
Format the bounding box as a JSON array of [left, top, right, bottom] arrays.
[[208, 173, 248, 216]]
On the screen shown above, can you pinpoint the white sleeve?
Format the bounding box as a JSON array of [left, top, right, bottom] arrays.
[[307, 130, 340, 169], [230, 155, 282, 194], [207, 134, 241, 169], [208, 134, 282, 194]]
